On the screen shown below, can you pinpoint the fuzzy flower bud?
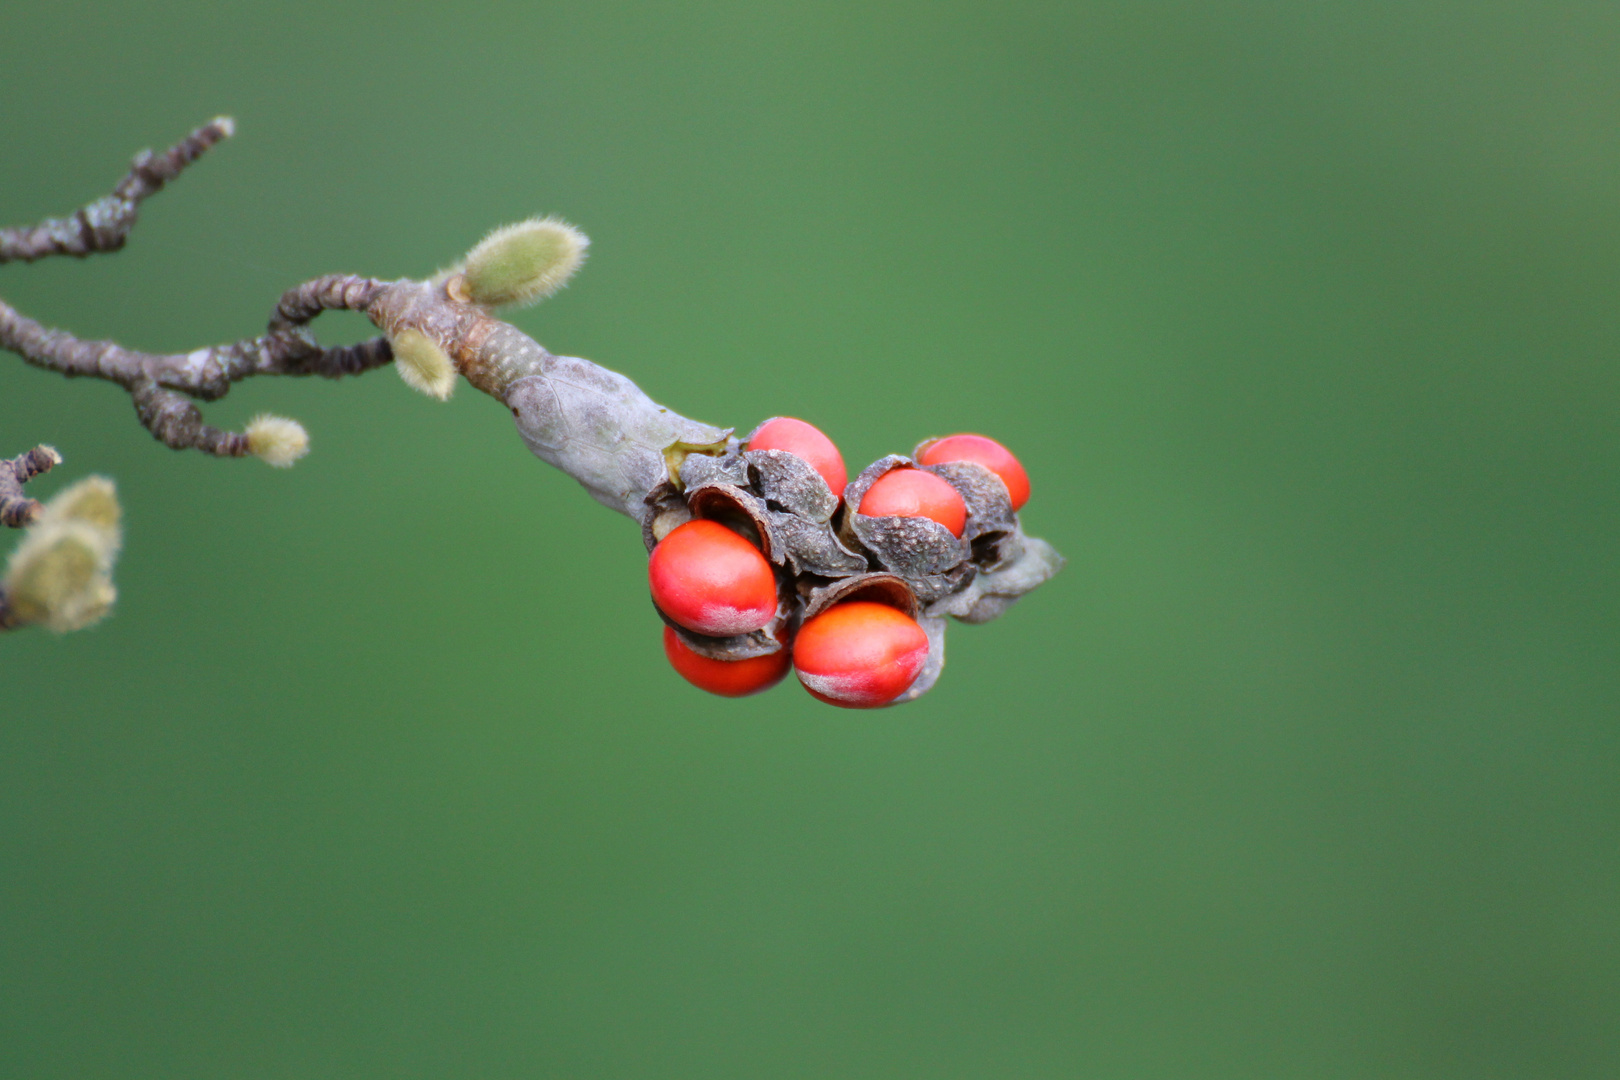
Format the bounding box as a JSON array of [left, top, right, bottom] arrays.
[[457, 217, 589, 309], [391, 328, 457, 400], [245, 414, 309, 468], [3, 476, 123, 633], [36, 474, 121, 534]]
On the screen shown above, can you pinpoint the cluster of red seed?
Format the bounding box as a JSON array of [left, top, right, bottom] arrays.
[[649, 419, 1031, 708]]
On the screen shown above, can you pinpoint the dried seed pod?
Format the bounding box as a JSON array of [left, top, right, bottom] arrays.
[[917, 460, 1019, 570], [659, 613, 788, 661], [901, 562, 978, 607], [744, 417, 847, 501], [744, 447, 839, 522], [798, 572, 920, 622], [758, 511, 869, 578], [926, 530, 1065, 625], [679, 446, 751, 491], [640, 481, 694, 548], [683, 451, 866, 577], [355, 228, 1067, 706], [685, 484, 776, 560]]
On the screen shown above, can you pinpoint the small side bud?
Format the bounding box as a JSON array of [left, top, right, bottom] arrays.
[[246, 415, 310, 468], [3, 521, 118, 632], [391, 329, 457, 400], [458, 217, 589, 308]]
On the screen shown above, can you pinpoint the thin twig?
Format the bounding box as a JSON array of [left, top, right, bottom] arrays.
[[0, 444, 66, 630], [0, 119, 394, 458], [0, 445, 62, 528], [0, 119, 233, 263]]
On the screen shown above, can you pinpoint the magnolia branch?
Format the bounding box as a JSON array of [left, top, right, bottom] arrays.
[[1, 120, 1062, 697], [0, 118, 393, 462]]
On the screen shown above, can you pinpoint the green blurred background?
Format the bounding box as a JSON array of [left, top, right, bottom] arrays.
[[2, 2, 1616, 1077]]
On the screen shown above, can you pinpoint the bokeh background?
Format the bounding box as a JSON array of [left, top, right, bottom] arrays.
[[2, 2, 1617, 1077]]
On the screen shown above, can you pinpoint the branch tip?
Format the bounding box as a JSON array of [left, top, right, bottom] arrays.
[[456, 217, 589, 309], [245, 415, 310, 468]]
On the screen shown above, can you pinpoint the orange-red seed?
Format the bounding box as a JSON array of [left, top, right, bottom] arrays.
[[915, 434, 1030, 511], [793, 601, 929, 709], [649, 519, 778, 637], [662, 625, 790, 697]]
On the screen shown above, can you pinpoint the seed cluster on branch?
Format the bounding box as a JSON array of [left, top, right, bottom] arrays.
[[1, 119, 1063, 704]]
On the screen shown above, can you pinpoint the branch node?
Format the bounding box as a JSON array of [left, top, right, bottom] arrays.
[[0, 445, 64, 528]]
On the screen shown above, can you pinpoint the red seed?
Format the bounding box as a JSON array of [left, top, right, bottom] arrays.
[[746, 417, 848, 500], [915, 434, 1030, 510], [793, 601, 929, 708], [857, 467, 967, 537], [649, 519, 778, 636], [663, 625, 790, 697]]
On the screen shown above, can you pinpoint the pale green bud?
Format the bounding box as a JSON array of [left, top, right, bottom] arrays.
[[391, 328, 457, 400], [457, 217, 589, 309], [36, 475, 122, 534], [3, 520, 117, 632], [245, 414, 310, 468]]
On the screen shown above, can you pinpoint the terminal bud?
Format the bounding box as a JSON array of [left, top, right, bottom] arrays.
[[457, 217, 589, 309], [245, 415, 309, 468]]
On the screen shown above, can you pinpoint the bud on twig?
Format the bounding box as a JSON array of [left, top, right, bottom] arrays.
[[245, 415, 310, 468], [391, 329, 456, 400], [2, 475, 123, 633], [454, 217, 589, 309]]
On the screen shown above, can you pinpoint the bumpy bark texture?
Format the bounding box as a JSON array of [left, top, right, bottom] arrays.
[[0, 446, 65, 631], [0, 445, 62, 529]]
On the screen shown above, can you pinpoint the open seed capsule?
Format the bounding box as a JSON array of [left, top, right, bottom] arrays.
[[746, 417, 848, 500]]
